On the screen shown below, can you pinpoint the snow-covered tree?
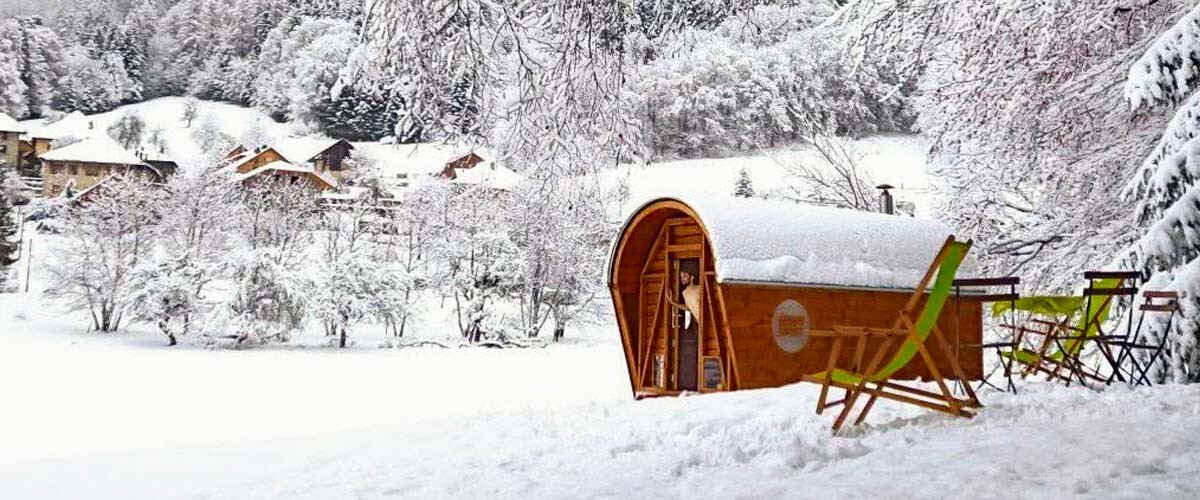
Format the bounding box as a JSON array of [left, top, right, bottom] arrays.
[[508, 178, 613, 341], [44, 175, 162, 332], [52, 46, 133, 114], [213, 180, 319, 347], [181, 98, 199, 128], [780, 134, 875, 210], [0, 166, 19, 291], [734, 167, 755, 198], [127, 165, 243, 346], [378, 182, 447, 337], [836, 0, 1184, 290], [0, 16, 65, 118], [439, 184, 524, 341], [107, 112, 146, 150], [191, 113, 234, 157], [311, 203, 411, 347], [1123, 3, 1200, 382]]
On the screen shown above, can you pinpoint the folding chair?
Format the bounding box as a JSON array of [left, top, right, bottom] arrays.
[[998, 271, 1139, 387], [954, 277, 1021, 393], [802, 236, 980, 434], [1106, 290, 1182, 386]]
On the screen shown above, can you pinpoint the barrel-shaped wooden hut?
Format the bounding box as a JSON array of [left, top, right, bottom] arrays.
[[608, 197, 983, 398]]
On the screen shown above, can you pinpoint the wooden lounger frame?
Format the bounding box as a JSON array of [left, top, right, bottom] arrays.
[[802, 237, 981, 434]]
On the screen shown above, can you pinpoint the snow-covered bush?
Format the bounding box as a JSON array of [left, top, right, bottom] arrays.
[[211, 181, 321, 347]]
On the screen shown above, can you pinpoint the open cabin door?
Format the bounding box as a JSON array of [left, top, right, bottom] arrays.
[[675, 258, 700, 392], [634, 217, 738, 396]]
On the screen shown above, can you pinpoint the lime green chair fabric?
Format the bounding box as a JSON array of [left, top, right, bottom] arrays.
[[991, 296, 1086, 318], [998, 278, 1121, 363], [809, 240, 971, 386]]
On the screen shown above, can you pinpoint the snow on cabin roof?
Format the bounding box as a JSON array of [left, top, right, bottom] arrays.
[[450, 162, 520, 190], [614, 196, 970, 291], [39, 136, 146, 166], [273, 138, 347, 164], [235, 160, 338, 188], [359, 142, 493, 177], [0, 112, 23, 132], [26, 111, 91, 140]]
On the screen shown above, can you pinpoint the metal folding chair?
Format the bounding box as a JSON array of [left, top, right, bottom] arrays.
[[1105, 290, 1181, 386], [954, 277, 1021, 394]]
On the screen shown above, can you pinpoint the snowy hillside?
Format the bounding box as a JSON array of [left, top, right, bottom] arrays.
[[618, 134, 934, 216], [20, 97, 297, 164]]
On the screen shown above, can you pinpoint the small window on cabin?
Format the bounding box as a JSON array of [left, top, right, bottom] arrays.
[[85, 165, 99, 176], [0, 144, 6, 154], [49, 165, 62, 175], [68, 164, 78, 175]]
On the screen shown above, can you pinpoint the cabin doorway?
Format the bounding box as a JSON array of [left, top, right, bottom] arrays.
[[674, 258, 700, 391]]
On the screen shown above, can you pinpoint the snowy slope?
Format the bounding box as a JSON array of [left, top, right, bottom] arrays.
[[620, 135, 935, 216], [21, 97, 297, 166]]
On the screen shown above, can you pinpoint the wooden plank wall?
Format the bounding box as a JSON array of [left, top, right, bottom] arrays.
[[719, 283, 984, 390]]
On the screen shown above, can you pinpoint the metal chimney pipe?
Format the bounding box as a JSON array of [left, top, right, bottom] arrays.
[[876, 184, 895, 215]]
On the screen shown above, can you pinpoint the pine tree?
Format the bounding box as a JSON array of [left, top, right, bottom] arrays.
[[1124, 3, 1200, 382], [0, 167, 20, 279], [733, 167, 755, 198]]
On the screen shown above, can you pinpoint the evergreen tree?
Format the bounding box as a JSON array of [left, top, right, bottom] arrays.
[[0, 166, 23, 291], [734, 167, 755, 198], [1124, 3, 1200, 382]]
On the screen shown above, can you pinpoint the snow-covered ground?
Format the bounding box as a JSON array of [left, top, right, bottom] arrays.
[[2, 245, 1199, 499], [2, 302, 1198, 500]]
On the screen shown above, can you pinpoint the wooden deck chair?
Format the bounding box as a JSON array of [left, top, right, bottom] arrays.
[[802, 236, 980, 434], [998, 272, 1138, 386]]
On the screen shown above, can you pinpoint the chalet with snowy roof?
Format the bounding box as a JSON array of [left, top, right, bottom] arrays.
[[437, 151, 487, 180], [227, 138, 353, 184], [0, 112, 22, 171], [39, 136, 163, 197], [222, 145, 337, 191]]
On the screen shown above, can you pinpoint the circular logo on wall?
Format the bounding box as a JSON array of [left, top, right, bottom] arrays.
[[772, 300, 811, 353]]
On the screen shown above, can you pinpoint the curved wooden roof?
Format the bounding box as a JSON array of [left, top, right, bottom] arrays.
[[609, 196, 964, 291]]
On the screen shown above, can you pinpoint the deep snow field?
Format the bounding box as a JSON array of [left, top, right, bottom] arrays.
[[2, 295, 1199, 500], [2, 257, 1200, 500]]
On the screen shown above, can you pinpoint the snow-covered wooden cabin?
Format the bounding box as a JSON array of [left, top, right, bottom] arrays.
[[608, 197, 984, 398]]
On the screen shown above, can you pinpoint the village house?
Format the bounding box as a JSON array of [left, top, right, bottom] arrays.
[[222, 144, 337, 190], [0, 112, 22, 171], [15, 111, 97, 178], [437, 151, 487, 180], [39, 136, 163, 197]]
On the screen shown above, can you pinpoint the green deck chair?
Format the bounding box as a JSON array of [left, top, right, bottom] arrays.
[[999, 277, 1129, 384], [802, 237, 980, 433]]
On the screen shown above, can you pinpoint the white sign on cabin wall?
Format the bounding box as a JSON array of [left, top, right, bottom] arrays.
[[772, 300, 811, 353]]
